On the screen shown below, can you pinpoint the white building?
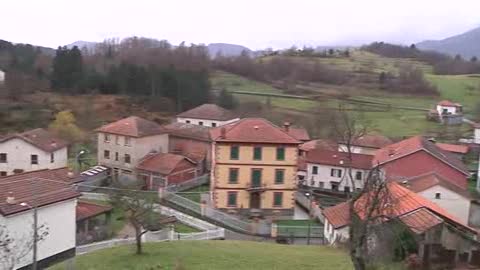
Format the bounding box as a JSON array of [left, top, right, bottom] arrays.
[[305, 149, 372, 192], [436, 100, 462, 117], [96, 116, 169, 178], [0, 70, 5, 83], [0, 129, 68, 176], [0, 173, 79, 269], [474, 123, 480, 145], [338, 134, 392, 155], [176, 104, 239, 127]]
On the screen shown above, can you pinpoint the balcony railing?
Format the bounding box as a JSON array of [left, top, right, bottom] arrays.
[[246, 183, 267, 192]]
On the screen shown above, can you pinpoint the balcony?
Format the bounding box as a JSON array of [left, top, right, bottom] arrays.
[[246, 183, 267, 192]]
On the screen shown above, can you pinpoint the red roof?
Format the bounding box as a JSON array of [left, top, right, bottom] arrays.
[[400, 172, 471, 198], [300, 139, 337, 152], [177, 104, 238, 121], [136, 153, 196, 175], [210, 118, 301, 144], [76, 201, 112, 221], [0, 128, 68, 152], [323, 182, 475, 234], [96, 116, 166, 137], [399, 208, 443, 234], [373, 136, 469, 176], [438, 100, 462, 107], [0, 167, 82, 184], [306, 149, 373, 170], [164, 122, 212, 142], [340, 134, 392, 149], [436, 143, 469, 154], [287, 127, 310, 141], [0, 172, 80, 216]]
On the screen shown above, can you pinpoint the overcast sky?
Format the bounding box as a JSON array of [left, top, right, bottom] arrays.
[[2, 0, 479, 49]]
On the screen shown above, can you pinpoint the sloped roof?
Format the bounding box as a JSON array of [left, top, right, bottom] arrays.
[[96, 116, 166, 137], [299, 139, 338, 152], [438, 100, 462, 107], [287, 127, 310, 141], [0, 128, 68, 152], [340, 134, 392, 149], [136, 153, 196, 175], [76, 201, 112, 221], [0, 173, 80, 216], [210, 118, 301, 144], [399, 208, 443, 234], [323, 182, 476, 234], [400, 172, 471, 199], [164, 122, 212, 142], [306, 149, 373, 170], [177, 104, 238, 121], [0, 167, 82, 184], [373, 136, 469, 176], [436, 143, 469, 154]]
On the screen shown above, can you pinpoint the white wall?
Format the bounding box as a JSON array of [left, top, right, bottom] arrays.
[[0, 138, 68, 176], [418, 185, 471, 224], [475, 128, 480, 145], [338, 144, 377, 155], [324, 218, 349, 244], [0, 199, 77, 269], [0, 70, 5, 83], [97, 133, 169, 172], [176, 117, 239, 127], [436, 105, 458, 116], [306, 163, 368, 191]]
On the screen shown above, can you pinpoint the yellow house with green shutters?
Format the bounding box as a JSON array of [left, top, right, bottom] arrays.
[[209, 118, 301, 218]]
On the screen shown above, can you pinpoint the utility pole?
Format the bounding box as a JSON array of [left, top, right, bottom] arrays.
[[305, 192, 312, 245], [20, 201, 38, 270]]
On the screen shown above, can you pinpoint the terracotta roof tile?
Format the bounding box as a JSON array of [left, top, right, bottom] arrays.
[[0, 167, 82, 184], [342, 134, 393, 149], [323, 201, 350, 229], [287, 127, 310, 141], [399, 208, 443, 234], [76, 201, 112, 221], [399, 172, 471, 199], [373, 136, 469, 176], [300, 139, 338, 152], [306, 149, 373, 170], [210, 118, 301, 144], [436, 143, 469, 154], [177, 104, 238, 121], [438, 100, 462, 107], [96, 116, 166, 137], [136, 153, 196, 175], [164, 122, 212, 142], [0, 128, 68, 152]]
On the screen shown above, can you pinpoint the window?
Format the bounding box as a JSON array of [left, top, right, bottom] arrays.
[[331, 183, 339, 191], [186, 120, 191, 124], [125, 137, 131, 146], [435, 192, 441, 199], [104, 150, 110, 159], [319, 182, 324, 189], [330, 169, 342, 178], [253, 146, 262, 160], [50, 153, 54, 163], [275, 169, 285, 184], [276, 147, 285, 161], [312, 166, 318, 175], [124, 154, 131, 164], [199, 121, 204, 126], [230, 146, 239, 160], [31, 155, 38, 165], [115, 136, 120, 145], [251, 169, 262, 187], [212, 123, 217, 127], [104, 134, 110, 142], [227, 192, 237, 207], [355, 171, 363, 180], [0, 171, 6, 177], [344, 186, 351, 193], [0, 153, 7, 163], [228, 168, 239, 184], [273, 192, 283, 207], [115, 152, 119, 161]]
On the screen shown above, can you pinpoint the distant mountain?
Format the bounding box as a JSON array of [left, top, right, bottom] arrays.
[[207, 43, 252, 58], [417, 26, 480, 59], [65, 40, 98, 50]]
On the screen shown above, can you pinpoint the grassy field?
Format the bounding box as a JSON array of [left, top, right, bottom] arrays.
[[50, 241, 352, 270]]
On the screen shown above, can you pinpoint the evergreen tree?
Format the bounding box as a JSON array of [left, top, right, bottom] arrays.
[[217, 88, 237, 109]]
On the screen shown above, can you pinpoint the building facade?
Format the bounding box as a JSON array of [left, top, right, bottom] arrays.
[[210, 118, 301, 218], [176, 104, 239, 127]]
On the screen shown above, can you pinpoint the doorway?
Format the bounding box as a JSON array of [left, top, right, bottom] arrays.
[[250, 192, 261, 209]]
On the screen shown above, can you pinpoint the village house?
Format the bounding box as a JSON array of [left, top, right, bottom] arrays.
[[297, 139, 337, 182], [0, 128, 68, 176], [176, 103, 240, 127], [0, 170, 80, 269], [323, 182, 480, 268], [283, 122, 311, 142], [96, 116, 169, 179], [338, 134, 392, 155], [373, 136, 470, 190], [304, 149, 373, 192], [399, 172, 472, 224], [209, 118, 301, 218], [435, 142, 469, 160], [431, 100, 464, 125]]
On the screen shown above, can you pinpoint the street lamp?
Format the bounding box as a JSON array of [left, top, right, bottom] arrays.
[[305, 192, 312, 245], [20, 202, 38, 270]]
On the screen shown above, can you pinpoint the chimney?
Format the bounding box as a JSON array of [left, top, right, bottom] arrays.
[[6, 192, 15, 204], [283, 122, 291, 132], [220, 127, 226, 139], [254, 125, 259, 130]]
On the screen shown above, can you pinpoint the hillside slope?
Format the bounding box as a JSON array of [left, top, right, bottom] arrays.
[[417, 26, 480, 59]]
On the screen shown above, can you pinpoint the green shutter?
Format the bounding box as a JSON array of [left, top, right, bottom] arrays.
[[230, 146, 239, 160], [228, 192, 237, 206], [251, 169, 262, 187], [275, 169, 284, 184], [229, 169, 238, 183], [274, 192, 283, 207], [253, 146, 262, 160], [276, 147, 285, 160]]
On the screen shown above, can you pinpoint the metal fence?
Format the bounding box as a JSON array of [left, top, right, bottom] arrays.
[[277, 225, 324, 238], [165, 174, 209, 192]]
